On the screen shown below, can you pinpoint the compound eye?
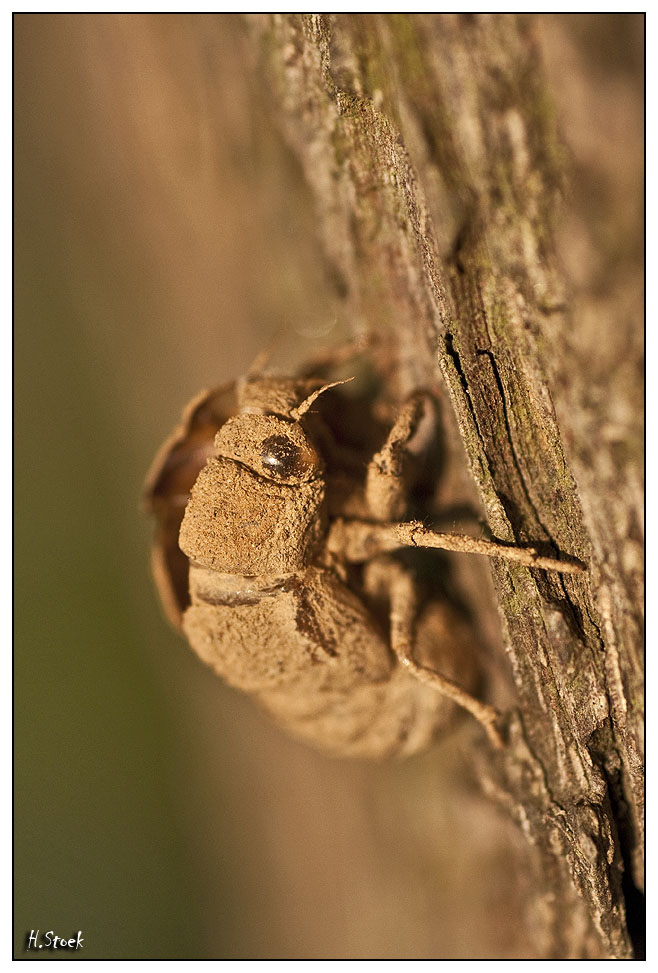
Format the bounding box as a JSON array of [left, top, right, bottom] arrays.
[[260, 434, 317, 479]]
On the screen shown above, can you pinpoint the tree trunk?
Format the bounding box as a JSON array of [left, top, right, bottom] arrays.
[[247, 13, 644, 959]]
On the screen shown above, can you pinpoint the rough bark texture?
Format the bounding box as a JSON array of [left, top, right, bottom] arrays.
[[247, 13, 644, 959]]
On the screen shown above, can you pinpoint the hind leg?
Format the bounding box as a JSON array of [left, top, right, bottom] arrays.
[[365, 557, 504, 748]]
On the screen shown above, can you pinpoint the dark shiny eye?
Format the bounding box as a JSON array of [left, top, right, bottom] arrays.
[[260, 435, 306, 478]]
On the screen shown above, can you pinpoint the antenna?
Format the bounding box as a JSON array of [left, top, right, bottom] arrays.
[[291, 377, 355, 420]]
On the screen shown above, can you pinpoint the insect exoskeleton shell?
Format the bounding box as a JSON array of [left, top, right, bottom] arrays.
[[142, 382, 238, 627], [143, 376, 334, 623], [145, 367, 491, 759]]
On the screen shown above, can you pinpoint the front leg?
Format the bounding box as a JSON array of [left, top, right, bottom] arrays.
[[365, 393, 438, 521]]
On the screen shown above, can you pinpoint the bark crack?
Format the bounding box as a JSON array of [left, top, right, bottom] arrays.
[[474, 348, 555, 547]]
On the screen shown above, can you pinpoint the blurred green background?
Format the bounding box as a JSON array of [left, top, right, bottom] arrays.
[[15, 14, 540, 959]]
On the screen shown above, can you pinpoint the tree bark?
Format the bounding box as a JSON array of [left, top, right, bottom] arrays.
[[247, 13, 644, 959]]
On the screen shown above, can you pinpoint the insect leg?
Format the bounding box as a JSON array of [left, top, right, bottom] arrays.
[[369, 558, 504, 748], [366, 393, 437, 521], [327, 518, 585, 574]]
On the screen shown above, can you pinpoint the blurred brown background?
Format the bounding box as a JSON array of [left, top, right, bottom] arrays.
[[14, 13, 643, 959]]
